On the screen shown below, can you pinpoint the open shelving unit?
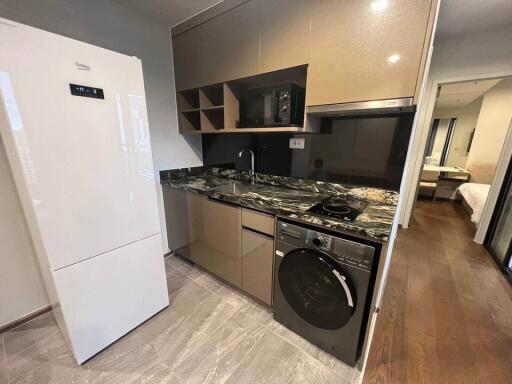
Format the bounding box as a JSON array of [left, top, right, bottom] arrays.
[[177, 65, 316, 134]]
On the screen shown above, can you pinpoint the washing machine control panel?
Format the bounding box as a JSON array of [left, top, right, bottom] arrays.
[[305, 229, 375, 271], [332, 239, 374, 271], [305, 230, 332, 252]]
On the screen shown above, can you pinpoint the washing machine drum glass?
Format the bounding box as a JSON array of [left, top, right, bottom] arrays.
[[278, 248, 356, 330]]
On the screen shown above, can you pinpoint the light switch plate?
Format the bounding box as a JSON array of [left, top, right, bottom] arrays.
[[289, 138, 305, 149]]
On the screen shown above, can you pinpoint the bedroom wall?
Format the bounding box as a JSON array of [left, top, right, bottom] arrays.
[[466, 79, 512, 183]]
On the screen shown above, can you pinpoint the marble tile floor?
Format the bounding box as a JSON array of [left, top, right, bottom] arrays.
[[0, 254, 360, 384]]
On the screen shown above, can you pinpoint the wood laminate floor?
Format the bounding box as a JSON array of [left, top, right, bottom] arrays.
[[0, 254, 358, 384], [364, 200, 512, 384]]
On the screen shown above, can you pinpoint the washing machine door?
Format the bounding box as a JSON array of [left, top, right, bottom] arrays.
[[278, 248, 356, 330]]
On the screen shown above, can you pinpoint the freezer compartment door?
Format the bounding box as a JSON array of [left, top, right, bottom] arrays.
[[52, 233, 168, 364]]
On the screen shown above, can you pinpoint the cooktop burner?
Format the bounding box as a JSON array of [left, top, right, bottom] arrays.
[[323, 204, 351, 215], [307, 198, 368, 221]]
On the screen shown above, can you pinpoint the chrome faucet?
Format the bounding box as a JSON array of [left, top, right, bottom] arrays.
[[238, 147, 255, 184]]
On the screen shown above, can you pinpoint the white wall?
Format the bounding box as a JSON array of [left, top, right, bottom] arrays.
[[400, 23, 512, 227], [0, 0, 202, 326], [466, 79, 512, 174]]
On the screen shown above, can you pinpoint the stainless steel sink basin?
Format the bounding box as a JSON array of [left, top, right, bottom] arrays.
[[211, 182, 253, 195]]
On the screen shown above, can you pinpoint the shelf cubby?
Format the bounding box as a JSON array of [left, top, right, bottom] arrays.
[[177, 88, 200, 110], [201, 107, 225, 131], [199, 83, 224, 108], [180, 110, 201, 132]]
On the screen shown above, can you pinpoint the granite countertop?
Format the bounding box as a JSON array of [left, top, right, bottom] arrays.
[[160, 167, 399, 242]]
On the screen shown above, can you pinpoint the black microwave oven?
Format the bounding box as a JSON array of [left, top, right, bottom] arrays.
[[239, 83, 305, 128]]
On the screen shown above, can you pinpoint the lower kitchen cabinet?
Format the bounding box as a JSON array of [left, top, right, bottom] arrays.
[[163, 188, 276, 299], [182, 193, 242, 288], [242, 228, 274, 305]]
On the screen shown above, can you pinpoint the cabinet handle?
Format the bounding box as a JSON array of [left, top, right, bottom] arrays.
[[207, 196, 239, 208], [242, 226, 274, 239]]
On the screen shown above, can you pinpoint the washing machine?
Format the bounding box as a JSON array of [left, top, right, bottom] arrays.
[[273, 220, 380, 366]]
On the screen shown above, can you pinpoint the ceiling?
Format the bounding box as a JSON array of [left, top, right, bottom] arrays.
[[435, 0, 512, 41], [115, 0, 221, 26], [434, 79, 501, 112]]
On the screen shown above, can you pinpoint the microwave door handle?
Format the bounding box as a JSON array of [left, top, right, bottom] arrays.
[[274, 89, 280, 123]]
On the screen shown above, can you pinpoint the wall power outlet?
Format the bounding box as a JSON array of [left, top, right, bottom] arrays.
[[289, 138, 305, 149]]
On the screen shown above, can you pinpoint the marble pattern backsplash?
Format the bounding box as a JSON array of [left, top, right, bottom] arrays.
[[160, 166, 399, 242]]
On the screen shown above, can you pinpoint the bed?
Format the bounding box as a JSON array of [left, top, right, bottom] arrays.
[[457, 183, 491, 224]]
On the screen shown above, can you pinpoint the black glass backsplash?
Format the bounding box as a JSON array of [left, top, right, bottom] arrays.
[[202, 113, 414, 190]]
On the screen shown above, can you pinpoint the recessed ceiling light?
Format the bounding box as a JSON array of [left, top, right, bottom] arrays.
[[387, 54, 401, 64], [371, 0, 388, 12]]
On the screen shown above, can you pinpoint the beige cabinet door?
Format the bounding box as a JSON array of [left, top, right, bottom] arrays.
[[306, 0, 433, 106], [172, 0, 260, 91], [259, 0, 312, 74], [185, 193, 242, 287], [162, 187, 191, 251], [242, 228, 274, 305], [182, 192, 205, 260], [172, 28, 203, 91]]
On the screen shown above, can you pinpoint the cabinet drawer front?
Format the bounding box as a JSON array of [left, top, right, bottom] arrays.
[[242, 229, 274, 305], [242, 208, 275, 236]]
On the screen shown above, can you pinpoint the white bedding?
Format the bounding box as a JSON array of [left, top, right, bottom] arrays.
[[457, 183, 491, 224]]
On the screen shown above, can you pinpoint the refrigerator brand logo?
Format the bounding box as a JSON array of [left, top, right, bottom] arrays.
[[75, 62, 90, 71]]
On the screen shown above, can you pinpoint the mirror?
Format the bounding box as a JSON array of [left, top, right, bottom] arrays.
[[425, 117, 460, 166]]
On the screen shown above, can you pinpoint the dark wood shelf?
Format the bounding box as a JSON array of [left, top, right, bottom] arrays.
[[201, 105, 224, 111], [181, 107, 201, 113]]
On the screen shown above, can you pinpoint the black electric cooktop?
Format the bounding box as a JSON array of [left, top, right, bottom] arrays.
[[306, 198, 368, 221]]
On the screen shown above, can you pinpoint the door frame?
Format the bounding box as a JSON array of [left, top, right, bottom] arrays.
[[475, 117, 512, 243], [399, 71, 512, 245], [484, 150, 512, 271]]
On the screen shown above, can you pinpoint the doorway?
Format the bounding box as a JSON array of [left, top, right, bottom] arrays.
[[413, 77, 512, 240]]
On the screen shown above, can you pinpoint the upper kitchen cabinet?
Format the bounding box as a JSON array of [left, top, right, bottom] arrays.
[[306, 0, 436, 106], [259, 0, 313, 74], [172, 0, 260, 91]]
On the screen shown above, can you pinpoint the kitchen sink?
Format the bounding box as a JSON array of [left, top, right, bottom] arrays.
[[211, 182, 254, 195]]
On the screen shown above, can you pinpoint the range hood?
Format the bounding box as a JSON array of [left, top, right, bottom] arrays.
[[306, 97, 415, 117]]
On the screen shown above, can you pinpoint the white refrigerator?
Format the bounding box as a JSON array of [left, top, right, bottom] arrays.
[[0, 18, 169, 363]]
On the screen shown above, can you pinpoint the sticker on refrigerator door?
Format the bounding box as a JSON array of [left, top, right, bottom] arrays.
[[289, 138, 305, 149]]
